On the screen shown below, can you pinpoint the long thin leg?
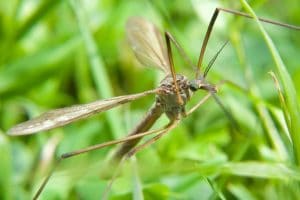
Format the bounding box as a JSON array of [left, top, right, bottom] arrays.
[[103, 94, 215, 199], [61, 126, 167, 159], [33, 158, 62, 200], [196, 7, 300, 78], [187, 81, 240, 132], [168, 21, 239, 135], [164, 19, 239, 130], [126, 119, 180, 158], [211, 92, 240, 130], [31, 125, 171, 200], [103, 92, 218, 199], [101, 120, 179, 199], [165, 32, 195, 69], [113, 103, 163, 160], [186, 93, 212, 116], [165, 32, 184, 105], [101, 154, 127, 200], [165, 24, 237, 131]]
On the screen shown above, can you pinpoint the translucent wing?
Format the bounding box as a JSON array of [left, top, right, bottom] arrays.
[[7, 89, 157, 135], [126, 17, 170, 74]]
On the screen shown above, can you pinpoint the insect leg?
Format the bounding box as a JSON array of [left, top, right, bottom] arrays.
[[31, 126, 170, 199], [165, 32, 184, 105], [186, 93, 212, 116], [196, 7, 300, 78], [126, 119, 179, 158], [102, 119, 180, 199], [165, 31, 195, 69]]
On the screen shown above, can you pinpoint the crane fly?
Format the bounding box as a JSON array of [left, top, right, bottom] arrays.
[[7, 7, 300, 200]]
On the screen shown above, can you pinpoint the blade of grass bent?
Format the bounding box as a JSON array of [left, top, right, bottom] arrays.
[[268, 71, 291, 131], [222, 161, 300, 180], [230, 29, 288, 161], [240, 0, 300, 165], [69, 0, 124, 138]]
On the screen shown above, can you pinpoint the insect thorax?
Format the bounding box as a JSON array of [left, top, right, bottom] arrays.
[[156, 74, 192, 120]]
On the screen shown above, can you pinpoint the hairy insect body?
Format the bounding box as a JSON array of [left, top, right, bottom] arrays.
[[157, 74, 192, 120]]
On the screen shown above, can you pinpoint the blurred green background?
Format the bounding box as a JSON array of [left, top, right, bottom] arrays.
[[1, 0, 300, 199]]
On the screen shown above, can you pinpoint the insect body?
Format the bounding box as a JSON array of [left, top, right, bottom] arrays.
[[157, 74, 192, 119], [7, 7, 300, 200], [157, 74, 217, 120]]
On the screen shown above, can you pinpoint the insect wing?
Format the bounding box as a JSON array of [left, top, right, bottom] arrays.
[[8, 90, 157, 135], [126, 17, 170, 74]]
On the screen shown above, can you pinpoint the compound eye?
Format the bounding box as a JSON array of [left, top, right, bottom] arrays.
[[189, 81, 198, 91]]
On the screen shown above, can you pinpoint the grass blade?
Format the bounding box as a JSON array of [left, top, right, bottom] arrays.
[[240, 0, 300, 164], [69, 0, 124, 138], [222, 161, 300, 180]]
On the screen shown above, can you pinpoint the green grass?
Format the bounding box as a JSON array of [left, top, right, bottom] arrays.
[[1, 0, 300, 199]]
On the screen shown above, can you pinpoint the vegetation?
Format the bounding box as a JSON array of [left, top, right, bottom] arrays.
[[1, 0, 300, 199]]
